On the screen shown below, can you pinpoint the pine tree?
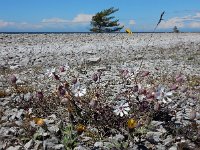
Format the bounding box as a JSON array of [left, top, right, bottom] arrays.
[[90, 7, 124, 33]]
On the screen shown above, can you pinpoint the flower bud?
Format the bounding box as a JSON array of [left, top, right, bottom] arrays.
[[146, 92, 154, 99], [181, 87, 187, 93], [89, 99, 97, 108], [60, 66, 65, 72], [139, 89, 146, 95], [132, 85, 139, 92], [72, 77, 77, 84], [189, 109, 196, 120], [176, 76, 184, 83], [37, 91, 44, 100], [127, 118, 137, 129], [170, 84, 178, 91], [154, 103, 160, 111], [95, 92, 100, 98], [59, 88, 66, 96], [92, 73, 98, 82], [9, 75, 17, 84], [53, 73, 60, 80], [141, 71, 150, 77]]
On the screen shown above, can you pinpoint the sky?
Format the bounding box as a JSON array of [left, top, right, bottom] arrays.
[[0, 0, 200, 32]]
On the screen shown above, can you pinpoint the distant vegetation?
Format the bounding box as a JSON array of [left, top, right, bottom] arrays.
[[173, 26, 179, 33], [90, 7, 124, 33]]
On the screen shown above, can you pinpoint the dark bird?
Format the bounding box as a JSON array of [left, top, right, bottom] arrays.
[[157, 11, 165, 26]]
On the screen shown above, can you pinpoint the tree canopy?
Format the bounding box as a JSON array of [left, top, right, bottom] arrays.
[[90, 7, 124, 33]]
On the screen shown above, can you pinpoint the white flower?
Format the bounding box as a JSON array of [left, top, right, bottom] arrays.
[[72, 83, 86, 97], [156, 86, 173, 103], [114, 100, 130, 117], [46, 68, 56, 78]]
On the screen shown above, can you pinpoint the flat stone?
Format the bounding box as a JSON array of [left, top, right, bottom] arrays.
[[74, 145, 89, 150], [6, 146, 22, 150], [24, 139, 34, 149], [146, 132, 162, 143], [54, 144, 65, 150], [94, 141, 103, 148], [86, 57, 101, 64], [47, 125, 60, 134], [34, 140, 43, 150], [113, 134, 125, 142], [169, 145, 177, 150], [164, 136, 174, 146]]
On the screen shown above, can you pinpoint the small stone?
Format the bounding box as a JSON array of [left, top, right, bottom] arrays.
[[34, 140, 43, 150], [113, 134, 125, 142], [94, 141, 103, 148], [86, 57, 101, 64], [146, 132, 162, 143], [81, 136, 92, 142], [45, 119, 55, 124], [15, 121, 23, 126], [196, 112, 200, 120], [6, 146, 22, 150], [169, 145, 177, 150], [156, 143, 166, 150], [61, 98, 70, 104], [54, 144, 65, 150], [24, 92, 33, 101], [189, 109, 196, 120], [16, 109, 24, 119], [47, 124, 60, 134], [9, 75, 17, 84], [164, 136, 173, 146], [24, 139, 34, 149], [16, 79, 24, 84], [103, 142, 113, 147], [151, 121, 163, 127], [74, 145, 88, 150], [48, 114, 57, 119], [43, 137, 59, 149]]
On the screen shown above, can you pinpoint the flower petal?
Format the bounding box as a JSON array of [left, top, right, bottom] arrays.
[[123, 110, 128, 115], [160, 87, 165, 92], [114, 109, 120, 115], [162, 98, 167, 103], [123, 103, 129, 107], [166, 91, 173, 96], [124, 107, 130, 111], [167, 97, 172, 102], [120, 112, 124, 117]]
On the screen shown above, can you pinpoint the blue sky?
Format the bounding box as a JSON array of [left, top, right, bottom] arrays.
[[0, 0, 200, 32]]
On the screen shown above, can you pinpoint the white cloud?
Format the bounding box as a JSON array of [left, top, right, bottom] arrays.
[[42, 14, 93, 24], [0, 13, 93, 30], [42, 18, 68, 23], [72, 14, 93, 23], [0, 20, 15, 28], [129, 20, 136, 25], [158, 12, 200, 29], [188, 22, 200, 28]]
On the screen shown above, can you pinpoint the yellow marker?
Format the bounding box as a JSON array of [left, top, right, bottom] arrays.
[[125, 28, 133, 34]]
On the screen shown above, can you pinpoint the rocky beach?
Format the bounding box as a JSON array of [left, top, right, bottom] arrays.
[[0, 33, 200, 150]]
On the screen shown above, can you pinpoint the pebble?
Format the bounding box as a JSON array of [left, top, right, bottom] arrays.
[[6, 146, 22, 150], [94, 141, 103, 148], [24, 139, 34, 149]]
